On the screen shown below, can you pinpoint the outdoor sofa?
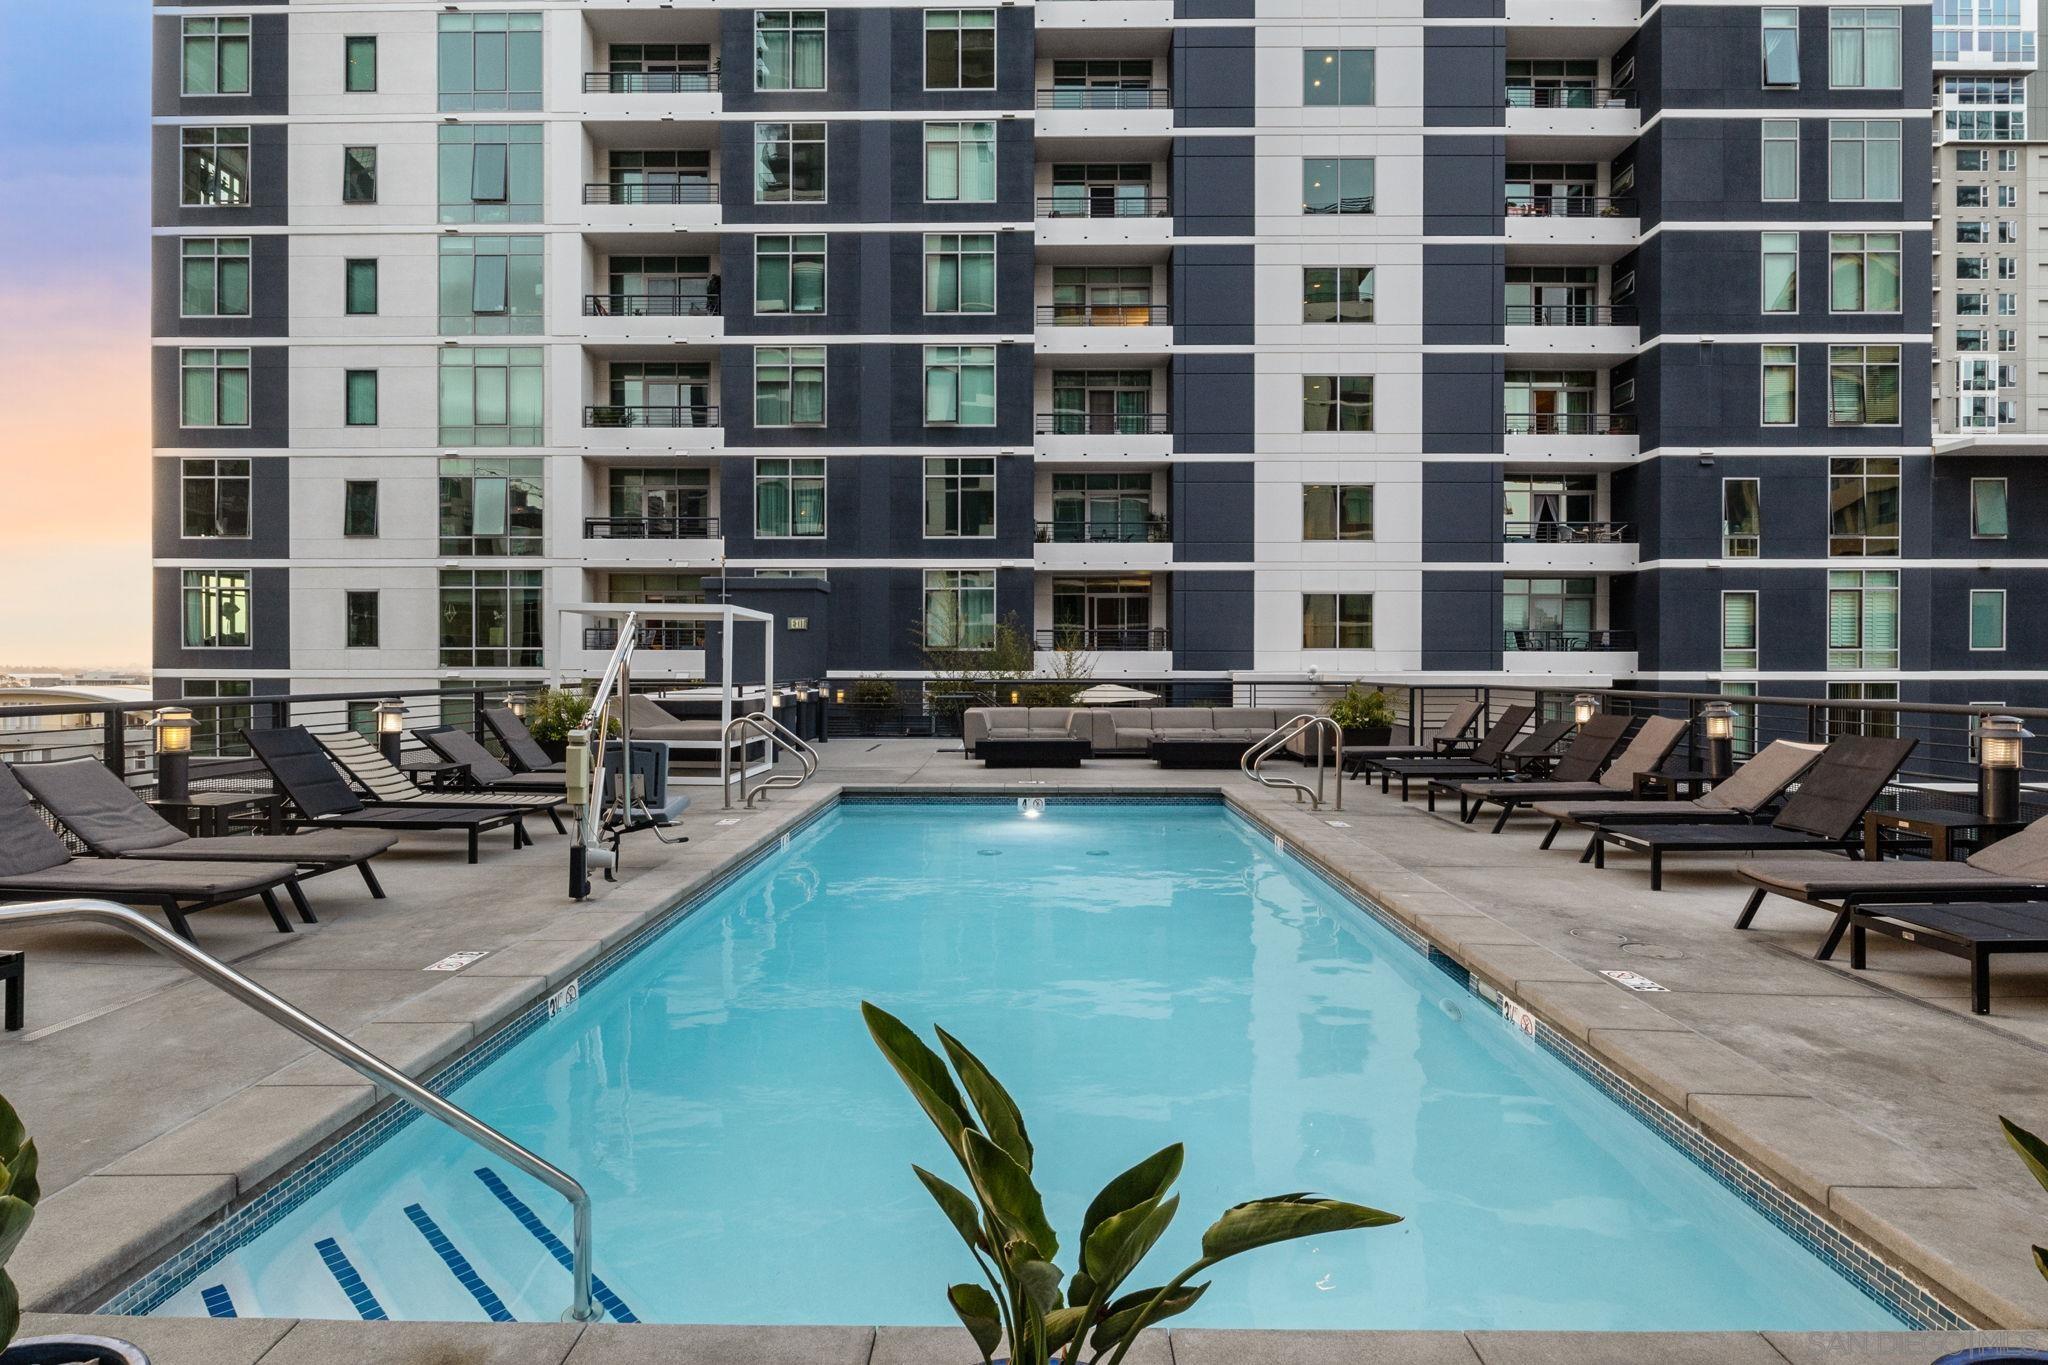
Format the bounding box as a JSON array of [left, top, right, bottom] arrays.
[[962, 707, 1303, 759]]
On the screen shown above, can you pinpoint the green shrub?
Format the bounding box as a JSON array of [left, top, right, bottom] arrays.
[[522, 687, 596, 746], [851, 678, 900, 706], [1328, 687, 1396, 732]]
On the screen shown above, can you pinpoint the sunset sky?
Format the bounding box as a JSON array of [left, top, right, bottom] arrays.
[[0, 1, 152, 669]]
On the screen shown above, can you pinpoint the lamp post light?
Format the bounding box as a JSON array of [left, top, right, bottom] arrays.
[[503, 691, 529, 721], [1979, 714, 2033, 825], [1701, 700, 1736, 783], [1572, 693, 1599, 726], [151, 706, 194, 804], [374, 698, 408, 767]]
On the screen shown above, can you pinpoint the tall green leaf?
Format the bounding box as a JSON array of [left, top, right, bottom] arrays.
[[1081, 1194, 1178, 1291], [0, 1141, 37, 1210], [962, 1130, 1058, 1260], [1017, 1258, 1064, 1313], [1090, 1281, 1209, 1353], [0, 1098, 23, 1166], [863, 1003, 975, 1156], [1, 1267, 19, 1355], [0, 1198, 32, 1268], [914, 1165, 988, 1254], [948, 1282, 1003, 1364], [1081, 1144, 1183, 1249], [937, 1027, 1033, 1172], [1200, 1195, 1401, 1262], [2003, 1118, 2048, 1197]]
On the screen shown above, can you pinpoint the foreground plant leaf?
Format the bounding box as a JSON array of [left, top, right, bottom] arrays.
[[1081, 1144, 1182, 1249], [948, 1282, 1002, 1364], [963, 1129, 1058, 1260], [1017, 1258, 1064, 1313], [1081, 1193, 1177, 1291], [1200, 1194, 1402, 1262], [1091, 1281, 1209, 1353], [864, 1003, 975, 1155], [915, 1165, 988, 1254], [938, 1026, 1033, 1172]]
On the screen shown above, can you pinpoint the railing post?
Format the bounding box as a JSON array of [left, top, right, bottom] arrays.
[[101, 705, 124, 778]]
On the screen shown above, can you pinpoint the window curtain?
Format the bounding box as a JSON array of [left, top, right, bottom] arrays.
[[757, 478, 789, 536], [1867, 127, 1901, 198], [959, 362, 994, 425], [1722, 593, 1757, 651], [1302, 595, 1336, 648], [791, 366, 825, 424], [793, 29, 824, 88], [1866, 248, 1900, 310], [927, 137, 960, 200], [1762, 126, 1798, 199], [1830, 249, 1864, 310], [1829, 359, 1864, 423], [1829, 130, 1865, 199], [961, 126, 996, 201], [1115, 387, 1147, 434], [927, 254, 959, 311], [1303, 487, 1337, 540], [792, 479, 825, 535], [792, 259, 825, 312], [1829, 26, 1863, 86], [926, 365, 960, 423]]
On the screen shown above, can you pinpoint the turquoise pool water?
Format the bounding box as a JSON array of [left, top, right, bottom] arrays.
[[146, 801, 1907, 1329]]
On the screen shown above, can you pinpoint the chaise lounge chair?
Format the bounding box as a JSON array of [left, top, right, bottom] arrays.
[[0, 763, 303, 941], [1357, 706, 1537, 801], [316, 730, 569, 835], [1591, 735, 1916, 891], [1845, 900, 2048, 1014], [1336, 700, 1484, 770], [482, 706, 565, 775], [415, 726, 570, 795], [1447, 715, 1686, 832], [1416, 716, 1589, 813], [247, 727, 532, 864], [1529, 739, 1824, 853]]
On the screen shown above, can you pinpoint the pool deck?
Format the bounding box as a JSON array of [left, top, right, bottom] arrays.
[[8, 738, 2048, 1360]]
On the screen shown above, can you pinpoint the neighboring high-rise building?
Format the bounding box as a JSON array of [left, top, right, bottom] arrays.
[[155, 0, 2025, 720]]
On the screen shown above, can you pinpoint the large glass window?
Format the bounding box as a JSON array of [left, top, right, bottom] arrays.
[[181, 569, 252, 648], [1506, 58, 1599, 106], [601, 44, 714, 94], [438, 124, 543, 223], [755, 346, 826, 426], [185, 679, 252, 757], [1051, 369, 1154, 434], [345, 36, 377, 93], [181, 458, 251, 538], [923, 457, 996, 538], [1303, 267, 1374, 323], [924, 570, 997, 649], [181, 127, 250, 207], [924, 345, 997, 426], [608, 468, 712, 529], [180, 348, 250, 428], [1829, 456, 1901, 555], [926, 11, 996, 90], [1504, 472, 1597, 540], [439, 569, 543, 668], [343, 480, 379, 537], [1049, 473, 1156, 542], [925, 122, 997, 202], [1762, 232, 1798, 312], [1722, 591, 1759, 669], [344, 370, 378, 426], [1829, 8, 1901, 88], [344, 258, 378, 316], [1303, 485, 1374, 541], [925, 233, 996, 314], [1723, 478, 1761, 556], [1302, 594, 1373, 648], [1827, 569, 1898, 668], [1763, 7, 1801, 85], [755, 235, 827, 315], [1303, 375, 1373, 431], [754, 458, 827, 537], [181, 238, 250, 317], [1827, 345, 1901, 425], [1505, 370, 1596, 432], [600, 362, 711, 428], [1828, 232, 1901, 312], [438, 346, 543, 446], [755, 122, 827, 203], [604, 149, 713, 205], [346, 591, 379, 649], [439, 457, 544, 555], [597, 254, 711, 322], [341, 146, 377, 203], [1972, 477, 2009, 537], [1303, 49, 1375, 105], [438, 13, 543, 111], [755, 11, 827, 91], [182, 17, 251, 96], [1050, 266, 1152, 324], [1971, 589, 2007, 650], [1763, 345, 1799, 425], [1829, 120, 1901, 200], [1303, 158, 1374, 215], [440, 236, 543, 334], [1503, 577, 1596, 647], [1049, 163, 1155, 218], [1762, 119, 1800, 201]]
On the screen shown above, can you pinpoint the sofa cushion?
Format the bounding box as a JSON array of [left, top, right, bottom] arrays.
[[1151, 709, 1214, 731], [1109, 708, 1158, 733], [981, 708, 1030, 730], [1027, 708, 1079, 736], [1214, 709, 1280, 733]]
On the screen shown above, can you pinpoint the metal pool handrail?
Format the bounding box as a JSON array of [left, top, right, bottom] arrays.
[[1242, 714, 1343, 811], [0, 898, 599, 1324], [721, 711, 819, 808]]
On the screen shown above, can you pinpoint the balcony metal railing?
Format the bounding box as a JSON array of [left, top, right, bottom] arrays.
[[1506, 195, 1637, 218], [1034, 303, 1171, 326], [1504, 629, 1637, 651], [583, 181, 718, 205], [584, 70, 719, 94], [1035, 517, 1171, 544], [1303, 197, 1375, 216], [1035, 87, 1171, 109], [1037, 195, 1171, 219], [1503, 412, 1637, 436], [1505, 304, 1638, 326], [1503, 520, 1636, 544], [584, 622, 708, 651], [1505, 86, 1638, 109], [584, 516, 721, 540], [1035, 412, 1171, 435], [583, 294, 718, 318], [1035, 626, 1170, 652], [585, 404, 721, 428]]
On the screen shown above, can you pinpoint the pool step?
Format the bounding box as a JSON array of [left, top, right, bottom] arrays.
[[199, 1284, 237, 1318], [313, 1236, 389, 1321], [473, 1167, 640, 1323], [403, 1203, 517, 1322]]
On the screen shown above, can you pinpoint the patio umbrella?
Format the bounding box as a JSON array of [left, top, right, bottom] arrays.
[[1072, 684, 1160, 706]]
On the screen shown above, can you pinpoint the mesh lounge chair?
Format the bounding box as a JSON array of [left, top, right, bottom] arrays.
[[1734, 812, 2048, 960], [246, 727, 531, 864], [415, 726, 570, 795], [1448, 715, 1686, 832], [482, 706, 564, 775], [1416, 717, 1580, 811], [1361, 706, 1536, 801], [1529, 739, 1824, 854], [1338, 700, 1484, 770], [316, 731, 568, 835], [1592, 735, 1917, 891], [0, 764, 302, 942], [11, 756, 398, 919]]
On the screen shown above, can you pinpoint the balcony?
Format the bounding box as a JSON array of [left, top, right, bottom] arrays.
[[1501, 627, 1637, 678], [1033, 624, 1172, 674], [1033, 302, 1172, 356], [1505, 303, 1638, 360], [1034, 85, 1171, 138], [1504, 86, 1639, 142], [583, 71, 718, 94], [1505, 413, 1634, 435], [1504, 196, 1638, 253], [580, 177, 720, 230], [584, 621, 708, 651], [582, 404, 724, 453], [1504, 411, 1638, 463], [1035, 195, 1172, 248], [1034, 411, 1172, 459], [584, 515, 721, 539], [1034, 516, 1172, 569], [580, 293, 723, 344], [573, 620, 706, 679], [1502, 520, 1638, 571]]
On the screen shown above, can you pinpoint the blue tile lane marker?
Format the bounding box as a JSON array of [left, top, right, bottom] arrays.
[[403, 1203, 516, 1322], [313, 1237, 388, 1321], [199, 1284, 237, 1318], [473, 1167, 640, 1323]]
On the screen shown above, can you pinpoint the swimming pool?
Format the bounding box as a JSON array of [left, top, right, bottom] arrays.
[[135, 799, 1917, 1330]]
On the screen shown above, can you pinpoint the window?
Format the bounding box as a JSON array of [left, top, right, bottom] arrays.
[[345, 591, 379, 649], [603, 361, 711, 426], [1971, 589, 2007, 650], [923, 457, 995, 538], [1957, 148, 1988, 170], [1762, 120, 1799, 200], [1051, 266, 1151, 324], [2000, 148, 2020, 170], [1722, 591, 1759, 669], [755, 346, 826, 426], [1303, 267, 1374, 323], [342, 146, 377, 203], [1763, 8, 1800, 85], [925, 11, 995, 90], [1723, 478, 1761, 557], [924, 570, 996, 649], [1759, 346, 1798, 426], [1958, 292, 1989, 316], [925, 122, 997, 202], [180, 238, 250, 317], [438, 346, 543, 445], [1829, 232, 1900, 312], [181, 127, 250, 207], [1302, 485, 1374, 541], [1827, 570, 1898, 668], [438, 13, 543, 111], [1049, 473, 1156, 542], [924, 345, 997, 426], [439, 569, 543, 668], [1998, 328, 2018, 351], [2000, 184, 2018, 207], [1972, 479, 2009, 537], [1958, 328, 1989, 350], [344, 370, 378, 426], [1303, 49, 1375, 105], [1999, 291, 2018, 315], [1827, 345, 1900, 425], [1957, 220, 1989, 244], [439, 457, 544, 555], [181, 458, 251, 538], [1956, 255, 1989, 280], [1303, 375, 1373, 431], [1503, 576, 1596, 647], [755, 122, 827, 203], [1829, 456, 1900, 555], [181, 569, 252, 648], [754, 458, 827, 537], [1303, 158, 1374, 214], [1829, 8, 1901, 88], [755, 11, 826, 91], [185, 679, 253, 757], [440, 236, 543, 334], [344, 258, 378, 316], [343, 480, 379, 537], [1762, 232, 1798, 312], [179, 348, 250, 428], [438, 124, 543, 223], [925, 233, 996, 314], [182, 17, 251, 96], [1829, 120, 1901, 200], [1999, 256, 2018, 279], [345, 36, 377, 92], [755, 235, 827, 314], [1302, 594, 1373, 649], [1957, 185, 1988, 208]]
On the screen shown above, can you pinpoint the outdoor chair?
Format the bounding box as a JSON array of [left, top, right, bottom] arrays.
[[1529, 739, 1824, 853], [1337, 699, 1484, 768], [1447, 715, 1685, 832], [1416, 718, 1582, 811], [482, 706, 565, 775], [317, 731, 569, 835], [1358, 706, 1536, 801], [415, 726, 570, 795]]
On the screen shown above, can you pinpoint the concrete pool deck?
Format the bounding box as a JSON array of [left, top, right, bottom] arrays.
[[6, 738, 2048, 1356]]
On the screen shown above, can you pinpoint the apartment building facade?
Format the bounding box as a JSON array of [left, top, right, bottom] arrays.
[[154, 0, 2032, 718]]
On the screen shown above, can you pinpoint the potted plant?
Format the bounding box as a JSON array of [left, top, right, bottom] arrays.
[[0, 1095, 149, 1365], [863, 1003, 1400, 1365], [523, 687, 601, 764], [1937, 1121, 2048, 1364], [1327, 687, 1396, 749], [849, 678, 900, 737]]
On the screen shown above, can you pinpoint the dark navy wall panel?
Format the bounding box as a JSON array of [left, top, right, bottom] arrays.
[[1423, 27, 1505, 127], [1422, 463, 1503, 563], [1637, 118, 1934, 231], [1173, 28, 1255, 128], [1422, 355, 1504, 454], [1171, 354, 1254, 453], [153, 13, 288, 117], [1420, 571, 1503, 670], [152, 345, 289, 449], [1172, 245, 1254, 347], [1640, 6, 1931, 116], [151, 234, 289, 339], [152, 566, 291, 672], [716, 454, 1033, 560], [1634, 343, 1931, 452], [1173, 137, 1255, 236], [717, 231, 1032, 337], [1934, 459, 2048, 557], [1172, 463, 1253, 562], [721, 9, 1031, 113], [153, 124, 288, 229], [1172, 571, 1254, 670], [1632, 231, 1932, 340], [152, 456, 290, 558], [1423, 244, 1504, 346], [717, 342, 1032, 447], [1422, 135, 1504, 236]]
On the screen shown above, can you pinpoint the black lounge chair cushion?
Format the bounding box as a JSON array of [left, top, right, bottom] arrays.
[[247, 727, 369, 817], [1376, 706, 1534, 774], [1544, 714, 1634, 784], [1606, 824, 1857, 851], [1461, 779, 1617, 803], [1531, 741, 1825, 825], [317, 732, 563, 810], [0, 856, 297, 899], [1736, 856, 2043, 899], [135, 831, 400, 864], [418, 728, 564, 791], [1533, 797, 1738, 822], [11, 757, 190, 855], [1964, 816, 2048, 880], [483, 707, 564, 774], [0, 764, 80, 876], [310, 806, 513, 832], [1767, 736, 1917, 840]]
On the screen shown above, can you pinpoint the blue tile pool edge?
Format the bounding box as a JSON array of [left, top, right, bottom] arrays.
[[103, 790, 1970, 1330]]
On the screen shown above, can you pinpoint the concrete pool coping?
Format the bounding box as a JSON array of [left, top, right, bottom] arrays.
[[3, 758, 2044, 1349]]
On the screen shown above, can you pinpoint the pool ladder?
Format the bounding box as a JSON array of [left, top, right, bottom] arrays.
[[721, 712, 820, 809], [1242, 714, 1344, 811]]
